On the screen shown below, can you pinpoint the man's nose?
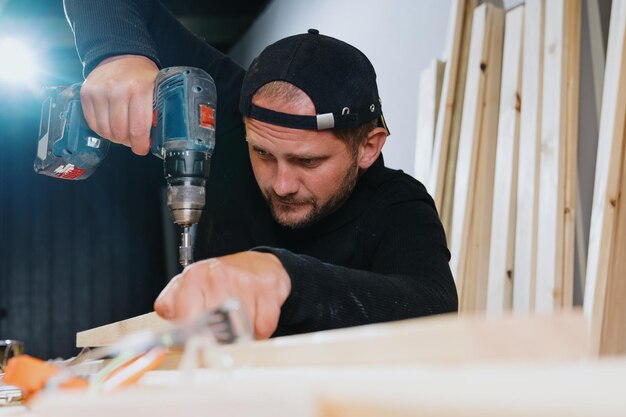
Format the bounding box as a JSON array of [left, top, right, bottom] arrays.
[[272, 163, 299, 196]]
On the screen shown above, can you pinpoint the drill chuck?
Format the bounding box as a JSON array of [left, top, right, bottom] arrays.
[[167, 180, 206, 226], [164, 148, 210, 225]]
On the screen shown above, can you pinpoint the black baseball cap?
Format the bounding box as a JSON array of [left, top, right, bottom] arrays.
[[239, 29, 389, 134]]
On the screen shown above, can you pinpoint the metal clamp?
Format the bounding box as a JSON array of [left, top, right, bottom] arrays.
[[0, 340, 25, 407], [0, 340, 23, 372]]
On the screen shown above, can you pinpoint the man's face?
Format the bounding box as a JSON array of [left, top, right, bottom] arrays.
[[245, 96, 359, 229]]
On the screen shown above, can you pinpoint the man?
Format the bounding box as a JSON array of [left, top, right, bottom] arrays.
[[64, 0, 458, 339]]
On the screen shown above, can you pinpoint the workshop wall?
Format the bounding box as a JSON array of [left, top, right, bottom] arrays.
[[0, 3, 170, 359], [0, 93, 169, 359], [0, 95, 169, 358]]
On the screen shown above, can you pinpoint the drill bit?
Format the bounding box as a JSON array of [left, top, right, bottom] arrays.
[[179, 226, 193, 268]]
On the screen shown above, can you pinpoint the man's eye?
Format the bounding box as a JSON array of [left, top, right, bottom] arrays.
[[299, 158, 318, 167], [255, 148, 268, 157]]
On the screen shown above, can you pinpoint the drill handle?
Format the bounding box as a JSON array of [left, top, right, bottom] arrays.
[[34, 84, 110, 180]]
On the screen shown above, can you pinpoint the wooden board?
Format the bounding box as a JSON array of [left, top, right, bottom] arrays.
[[584, 0, 626, 356], [439, 0, 479, 236], [31, 358, 626, 417], [449, 3, 504, 312], [221, 311, 588, 368], [562, 0, 582, 310], [463, 4, 505, 312], [76, 312, 171, 348], [449, 3, 490, 282], [429, 0, 478, 229], [486, 5, 524, 315], [74, 311, 588, 368], [513, 0, 545, 313], [535, 0, 580, 313], [317, 360, 626, 417], [151, 311, 588, 369], [414, 59, 445, 184], [600, 139, 626, 355]]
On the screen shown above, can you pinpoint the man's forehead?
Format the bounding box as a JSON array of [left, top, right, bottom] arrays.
[[244, 118, 347, 155]]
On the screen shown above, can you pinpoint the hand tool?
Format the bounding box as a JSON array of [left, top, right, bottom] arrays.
[[0, 340, 24, 406], [0, 340, 23, 372], [2, 299, 251, 400], [34, 67, 217, 267]]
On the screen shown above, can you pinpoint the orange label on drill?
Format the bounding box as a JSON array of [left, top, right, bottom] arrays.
[[54, 164, 86, 180], [200, 104, 215, 129]]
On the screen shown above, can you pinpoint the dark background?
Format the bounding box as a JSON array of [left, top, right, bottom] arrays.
[[0, 0, 267, 359]]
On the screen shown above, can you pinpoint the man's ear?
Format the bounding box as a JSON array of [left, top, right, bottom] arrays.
[[357, 127, 388, 170]]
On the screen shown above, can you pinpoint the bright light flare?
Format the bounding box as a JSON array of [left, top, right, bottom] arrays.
[[0, 37, 38, 86]]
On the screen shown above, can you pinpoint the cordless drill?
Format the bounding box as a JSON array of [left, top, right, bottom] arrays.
[[34, 67, 217, 268]]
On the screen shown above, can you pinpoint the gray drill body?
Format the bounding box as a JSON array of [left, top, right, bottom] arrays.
[[35, 67, 217, 268]]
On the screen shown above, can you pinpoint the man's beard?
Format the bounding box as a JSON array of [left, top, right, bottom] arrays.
[[263, 158, 359, 229]]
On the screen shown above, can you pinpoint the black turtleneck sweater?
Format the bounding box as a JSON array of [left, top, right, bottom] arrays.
[[63, 0, 458, 336]]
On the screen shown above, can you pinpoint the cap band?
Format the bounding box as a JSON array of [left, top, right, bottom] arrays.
[[248, 104, 318, 129], [246, 103, 380, 131]]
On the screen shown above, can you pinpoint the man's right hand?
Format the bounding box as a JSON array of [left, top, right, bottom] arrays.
[[80, 55, 159, 155]]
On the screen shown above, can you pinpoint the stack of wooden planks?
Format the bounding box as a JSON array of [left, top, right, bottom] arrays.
[[584, 0, 626, 357], [417, 0, 583, 315]]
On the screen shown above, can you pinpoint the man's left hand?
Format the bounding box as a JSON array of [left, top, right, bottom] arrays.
[[154, 252, 291, 339]]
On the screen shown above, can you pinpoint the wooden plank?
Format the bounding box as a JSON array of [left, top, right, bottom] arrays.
[[449, 3, 504, 311], [75, 312, 587, 369], [585, 0, 626, 356], [142, 311, 588, 370], [218, 311, 588, 367], [438, 0, 479, 236], [428, 0, 465, 204], [463, 5, 505, 312], [414, 59, 445, 184], [486, 6, 524, 315], [429, 0, 478, 226], [32, 358, 626, 417], [318, 360, 626, 417], [535, 0, 566, 313], [534, 0, 580, 313], [513, 0, 545, 313], [599, 139, 626, 355], [449, 3, 490, 297], [562, 0, 582, 309], [76, 312, 171, 348]]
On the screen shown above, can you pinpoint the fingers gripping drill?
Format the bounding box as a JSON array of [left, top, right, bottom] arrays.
[[34, 67, 217, 268]]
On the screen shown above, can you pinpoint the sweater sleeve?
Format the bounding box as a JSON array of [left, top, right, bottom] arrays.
[[63, 0, 246, 134], [63, 0, 161, 76], [254, 198, 458, 336]]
